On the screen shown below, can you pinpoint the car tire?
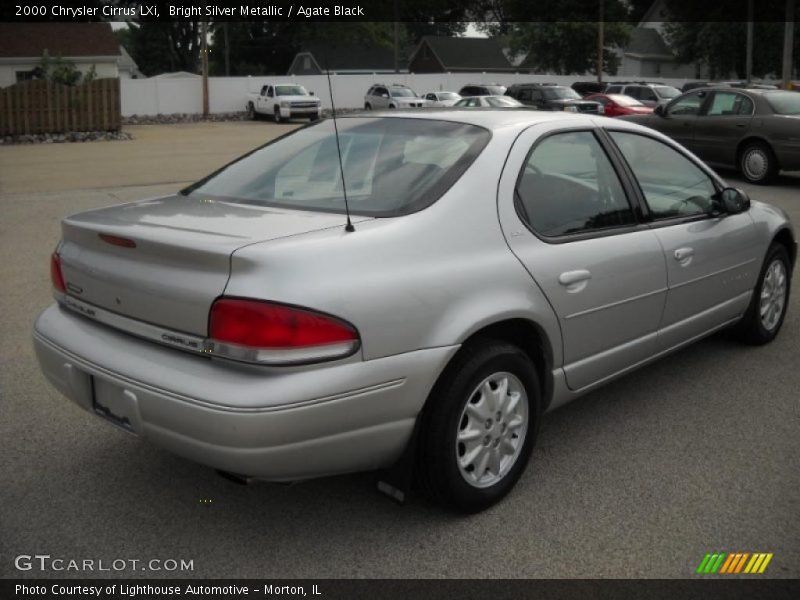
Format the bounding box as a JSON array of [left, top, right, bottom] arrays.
[[416, 340, 541, 513], [733, 242, 791, 345], [389, 104, 396, 109], [739, 141, 778, 184], [309, 114, 320, 122], [273, 106, 283, 123], [364, 103, 372, 110], [247, 102, 257, 120]]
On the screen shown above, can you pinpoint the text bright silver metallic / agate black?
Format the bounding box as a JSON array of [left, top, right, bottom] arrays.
[[33, 110, 795, 512]]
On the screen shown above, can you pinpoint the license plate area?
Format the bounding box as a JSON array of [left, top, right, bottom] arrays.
[[91, 377, 139, 434]]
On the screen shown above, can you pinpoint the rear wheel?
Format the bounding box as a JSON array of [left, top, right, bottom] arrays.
[[364, 103, 372, 110], [246, 102, 257, 120], [739, 141, 778, 184], [417, 340, 540, 513], [734, 243, 791, 344]]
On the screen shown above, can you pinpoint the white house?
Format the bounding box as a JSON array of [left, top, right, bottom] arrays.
[[0, 22, 122, 87]]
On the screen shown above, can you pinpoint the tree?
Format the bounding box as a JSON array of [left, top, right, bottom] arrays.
[[669, 21, 800, 79], [37, 52, 82, 85], [117, 21, 202, 77], [510, 21, 632, 75]]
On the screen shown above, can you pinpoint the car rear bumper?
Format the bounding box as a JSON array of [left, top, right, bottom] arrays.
[[33, 304, 457, 481]]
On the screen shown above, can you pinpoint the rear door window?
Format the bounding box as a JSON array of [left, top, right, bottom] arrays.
[[515, 130, 636, 237], [639, 87, 658, 102], [707, 92, 754, 116]]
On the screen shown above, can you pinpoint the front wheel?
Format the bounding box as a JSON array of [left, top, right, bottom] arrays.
[[416, 340, 540, 513], [734, 243, 791, 344], [273, 106, 283, 123], [739, 141, 778, 184]]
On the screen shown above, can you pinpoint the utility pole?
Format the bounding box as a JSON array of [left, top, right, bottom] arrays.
[[393, 0, 399, 73], [746, 0, 753, 84], [782, 0, 795, 89], [223, 23, 230, 77], [201, 20, 209, 116], [597, 0, 604, 84]]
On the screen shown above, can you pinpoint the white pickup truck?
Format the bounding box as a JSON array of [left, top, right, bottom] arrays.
[[246, 83, 322, 123]]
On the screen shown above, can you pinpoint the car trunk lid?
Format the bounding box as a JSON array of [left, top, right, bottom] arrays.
[[58, 194, 367, 336]]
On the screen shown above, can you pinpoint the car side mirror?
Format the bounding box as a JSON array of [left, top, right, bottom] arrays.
[[309, 91, 314, 96], [654, 104, 665, 116], [718, 187, 750, 214]]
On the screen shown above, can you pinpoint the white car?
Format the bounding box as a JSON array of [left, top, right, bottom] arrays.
[[455, 96, 524, 108], [424, 91, 462, 107], [246, 83, 322, 123]]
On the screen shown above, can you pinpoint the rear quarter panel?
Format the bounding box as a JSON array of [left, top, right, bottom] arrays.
[[223, 126, 563, 365]]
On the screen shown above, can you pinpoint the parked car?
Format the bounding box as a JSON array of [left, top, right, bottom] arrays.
[[35, 111, 794, 513], [571, 81, 607, 97], [246, 83, 322, 123], [454, 95, 524, 108], [620, 88, 800, 184], [364, 84, 427, 109], [584, 93, 654, 117], [683, 81, 780, 92], [423, 91, 462, 107], [458, 83, 507, 97], [506, 83, 602, 113], [604, 82, 681, 107]]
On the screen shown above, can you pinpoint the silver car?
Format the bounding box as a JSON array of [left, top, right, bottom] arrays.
[[34, 111, 795, 513], [364, 84, 426, 109], [424, 91, 462, 107]]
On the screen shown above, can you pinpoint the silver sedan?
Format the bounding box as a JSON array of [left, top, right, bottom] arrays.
[[34, 110, 795, 512]]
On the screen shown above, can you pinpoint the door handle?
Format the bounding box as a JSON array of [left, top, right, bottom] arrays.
[[674, 247, 694, 264], [558, 270, 591, 293]]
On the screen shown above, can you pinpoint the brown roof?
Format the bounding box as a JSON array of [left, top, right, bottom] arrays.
[[0, 23, 120, 58]]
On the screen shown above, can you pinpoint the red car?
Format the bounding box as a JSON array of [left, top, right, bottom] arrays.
[[585, 93, 654, 117]]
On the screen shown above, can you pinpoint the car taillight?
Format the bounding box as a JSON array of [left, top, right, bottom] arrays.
[[208, 298, 360, 365], [50, 253, 66, 293]]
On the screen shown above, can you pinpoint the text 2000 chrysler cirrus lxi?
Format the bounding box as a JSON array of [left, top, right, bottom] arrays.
[[34, 111, 794, 512]]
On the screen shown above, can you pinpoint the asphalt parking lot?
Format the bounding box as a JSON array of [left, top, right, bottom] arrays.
[[0, 121, 798, 579]]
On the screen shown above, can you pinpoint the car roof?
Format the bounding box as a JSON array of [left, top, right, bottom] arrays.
[[337, 108, 635, 132]]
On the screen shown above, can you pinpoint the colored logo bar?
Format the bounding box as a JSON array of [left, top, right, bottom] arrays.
[[696, 553, 773, 574]]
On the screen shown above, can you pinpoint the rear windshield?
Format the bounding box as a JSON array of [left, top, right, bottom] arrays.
[[654, 86, 681, 99], [183, 118, 490, 217], [609, 94, 643, 106], [765, 91, 800, 115], [486, 96, 522, 107]]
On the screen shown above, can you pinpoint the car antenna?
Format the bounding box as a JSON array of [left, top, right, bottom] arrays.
[[324, 52, 355, 233]]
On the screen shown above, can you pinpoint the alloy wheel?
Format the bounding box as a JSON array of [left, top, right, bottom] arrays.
[[760, 258, 787, 331], [455, 371, 529, 489]]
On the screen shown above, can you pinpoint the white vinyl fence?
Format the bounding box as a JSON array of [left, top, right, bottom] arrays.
[[121, 73, 690, 117]]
